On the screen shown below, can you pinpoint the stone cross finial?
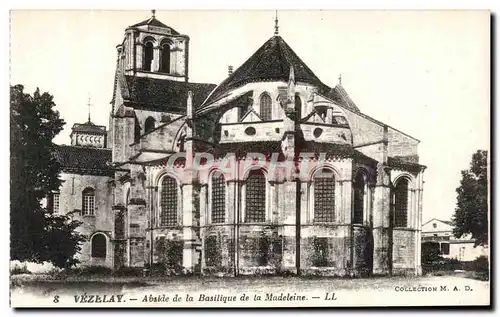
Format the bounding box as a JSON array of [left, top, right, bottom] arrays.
[[274, 11, 279, 35], [152, 10, 156, 18], [87, 97, 92, 123]]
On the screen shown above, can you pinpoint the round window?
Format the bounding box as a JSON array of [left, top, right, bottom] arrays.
[[313, 128, 323, 138], [245, 127, 256, 136]]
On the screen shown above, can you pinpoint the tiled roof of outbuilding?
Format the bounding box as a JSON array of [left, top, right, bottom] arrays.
[[53, 145, 113, 176], [71, 121, 106, 134]]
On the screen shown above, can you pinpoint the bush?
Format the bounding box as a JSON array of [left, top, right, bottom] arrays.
[[145, 262, 191, 277], [421, 242, 443, 264], [10, 264, 31, 275], [55, 265, 112, 278], [113, 267, 143, 277], [473, 255, 489, 280]]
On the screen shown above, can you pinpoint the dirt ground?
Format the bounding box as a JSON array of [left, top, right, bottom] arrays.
[[11, 272, 489, 297]]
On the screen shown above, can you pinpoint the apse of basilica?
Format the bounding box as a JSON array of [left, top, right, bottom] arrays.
[[50, 12, 426, 276]]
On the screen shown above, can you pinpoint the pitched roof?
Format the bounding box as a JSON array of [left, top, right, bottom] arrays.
[[202, 35, 353, 110], [125, 76, 216, 113], [388, 156, 426, 173], [71, 121, 106, 135], [440, 219, 453, 226], [53, 145, 113, 176], [129, 17, 180, 35], [423, 218, 453, 227]]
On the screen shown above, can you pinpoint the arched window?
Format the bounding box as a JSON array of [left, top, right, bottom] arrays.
[[260, 93, 272, 121], [295, 94, 302, 120], [160, 43, 171, 73], [144, 41, 154, 71], [211, 171, 225, 223], [353, 172, 365, 224], [82, 188, 95, 216], [144, 116, 156, 133], [245, 169, 266, 223], [160, 176, 178, 226], [314, 169, 335, 222], [394, 178, 409, 227], [91, 233, 106, 258]]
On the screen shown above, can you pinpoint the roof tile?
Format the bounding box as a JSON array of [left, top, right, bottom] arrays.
[[125, 76, 216, 113], [202, 35, 356, 112], [54, 145, 113, 176]]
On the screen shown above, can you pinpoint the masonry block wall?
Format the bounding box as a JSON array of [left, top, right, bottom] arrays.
[[58, 173, 114, 268], [392, 229, 416, 275], [387, 127, 419, 158]]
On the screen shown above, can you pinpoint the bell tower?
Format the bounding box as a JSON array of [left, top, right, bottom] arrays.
[[117, 10, 189, 82]]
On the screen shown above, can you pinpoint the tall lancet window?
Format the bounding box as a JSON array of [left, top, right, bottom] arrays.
[[160, 176, 178, 226], [353, 172, 365, 224], [211, 171, 226, 223], [144, 41, 154, 71], [314, 169, 335, 222], [161, 43, 171, 73], [245, 169, 266, 223], [394, 178, 409, 227], [260, 93, 272, 121]]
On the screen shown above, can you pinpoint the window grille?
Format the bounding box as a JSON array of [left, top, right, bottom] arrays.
[[211, 172, 225, 223], [245, 170, 266, 223], [314, 172, 335, 222], [161, 176, 178, 226]]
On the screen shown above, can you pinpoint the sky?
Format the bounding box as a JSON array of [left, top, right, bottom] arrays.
[[9, 10, 490, 224]]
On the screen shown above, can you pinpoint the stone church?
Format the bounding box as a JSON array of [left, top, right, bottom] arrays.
[[50, 13, 426, 276]]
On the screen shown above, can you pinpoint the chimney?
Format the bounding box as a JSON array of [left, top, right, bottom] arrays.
[[228, 65, 234, 76]]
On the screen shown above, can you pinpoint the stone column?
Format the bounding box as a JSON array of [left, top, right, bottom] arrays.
[[415, 169, 425, 275], [127, 199, 147, 267], [136, 44, 143, 70], [228, 167, 241, 275], [112, 204, 127, 269], [181, 183, 195, 271], [153, 46, 161, 72], [181, 91, 197, 272], [372, 164, 392, 275], [282, 175, 297, 274]]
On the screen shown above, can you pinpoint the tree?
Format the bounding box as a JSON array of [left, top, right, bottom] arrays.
[[452, 150, 488, 246], [10, 85, 85, 268]]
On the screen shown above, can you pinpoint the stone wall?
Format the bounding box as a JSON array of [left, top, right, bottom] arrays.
[[58, 172, 114, 267], [387, 127, 419, 158], [392, 229, 417, 275], [136, 110, 184, 152], [343, 112, 385, 147]]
